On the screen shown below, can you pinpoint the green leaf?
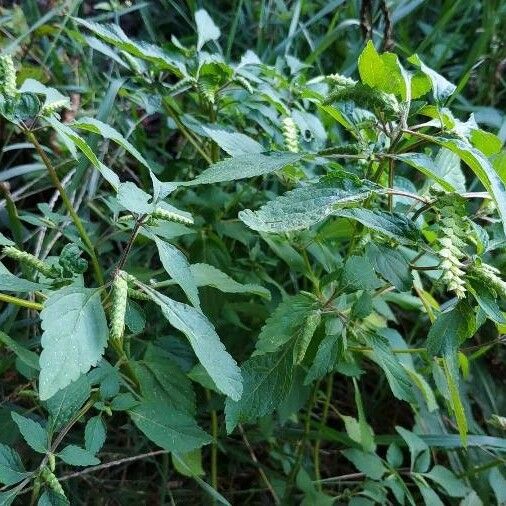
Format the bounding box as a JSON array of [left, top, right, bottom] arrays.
[[363, 333, 416, 403], [0, 271, 47, 292], [190, 263, 270, 298], [341, 448, 386, 480], [74, 117, 153, 171], [467, 279, 506, 324], [342, 255, 382, 291], [225, 346, 293, 433], [117, 181, 154, 214], [408, 55, 456, 104], [58, 445, 100, 466], [0, 331, 39, 370], [39, 285, 108, 400], [195, 9, 221, 51], [84, 417, 106, 455], [147, 288, 242, 401], [394, 152, 457, 191], [366, 244, 412, 292], [435, 137, 506, 235], [155, 237, 200, 309], [488, 468, 506, 505], [305, 332, 343, 385], [239, 174, 380, 233], [433, 148, 466, 192], [20, 78, 69, 111], [358, 40, 407, 99], [183, 152, 301, 186], [11, 412, 47, 454], [199, 125, 263, 156], [173, 449, 204, 477], [129, 401, 211, 453], [132, 346, 196, 416], [255, 293, 317, 354], [45, 375, 91, 431], [74, 18, 184, 75], [395, 426, 430, 472], [37, 490, 69, 506], [293, 310, 321, 364], [443, 355, 468, 445], [424, 465, 469, 498], [335, 208, 420, 243], [47, 116, 120, 190], [0, 444, 28, 486], [426, 303, 476, 356]]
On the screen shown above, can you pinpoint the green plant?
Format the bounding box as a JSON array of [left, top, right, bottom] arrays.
[[0, 3, 505, 505]]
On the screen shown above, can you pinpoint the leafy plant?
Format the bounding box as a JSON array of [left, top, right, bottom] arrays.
[[0, 2, 505, 505]]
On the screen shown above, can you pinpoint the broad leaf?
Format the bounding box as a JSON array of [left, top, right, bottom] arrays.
[[341, 449, 386, 480], [39, 285, 108, 400], [84, 417, 106, 455], [183, 152, 301, 185], [0, 444, 28, 486], [255, 293, 317, 354], [225, 345, 293, 432], [195, 9, 221, 51], [190, 263, 270, 298], [146, 288, 242, 400], [11, 412, 47, 454], [239, 174, 380, 233], [335, 208, 420, 243], [409, 55, 456, 104], [129, 401, 211, 453], [58, 445, 100, 466]]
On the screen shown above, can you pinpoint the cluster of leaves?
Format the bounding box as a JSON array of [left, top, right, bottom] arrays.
[[0, 1, 505, 505]]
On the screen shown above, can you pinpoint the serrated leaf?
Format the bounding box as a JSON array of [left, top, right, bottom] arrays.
[[239, 174, 380, 233], [342, 255, 382, 291], [305, 332, 343, 385], [129, 401, 211, 453], [366, 243, 412, 292], [255, 293, 316, 354], [84, 417, 106, 455], [190, 263, 270, 298], [363, 333, 416, 403], [39, 285, 108, 400], [424, 465, 469, 498], [358, 40, 407, 99], [58, 445, 100, 466], [45, 375, 91, 431], [0, 444, 28, 486], [132, 346, 196, 416], [155, 237, 200, 309], [434, 148, 466, 192], [396, 426, 430, 473], [11, 412, 47, 454], [225, 346, 293, 433], [37, 490, 69, 506], [293, 310, 321, 364], [147, 288, 242, 400], [335, 208, 420, 243], [183, 152, 301, 186]]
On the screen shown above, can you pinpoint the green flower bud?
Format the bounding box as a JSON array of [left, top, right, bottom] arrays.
[[0, 55, 17, 98]]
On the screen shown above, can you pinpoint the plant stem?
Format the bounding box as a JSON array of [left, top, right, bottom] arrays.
[[206, 389, 219, 500], [25, 131, 104, 287], [314, 374, 333, 490], [0, 292, 43, 311]]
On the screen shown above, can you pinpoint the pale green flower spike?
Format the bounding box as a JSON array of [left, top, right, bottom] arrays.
[[109, 271, 128, 344], [471, 263, 506, 299], [40, 99, 71, 116], [438, 228, 467, 299], [282, 116, 299, 153], [0, 54, 17, 98]]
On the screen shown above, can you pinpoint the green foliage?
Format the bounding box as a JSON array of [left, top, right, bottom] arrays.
[[0, 1, 505, 504]]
